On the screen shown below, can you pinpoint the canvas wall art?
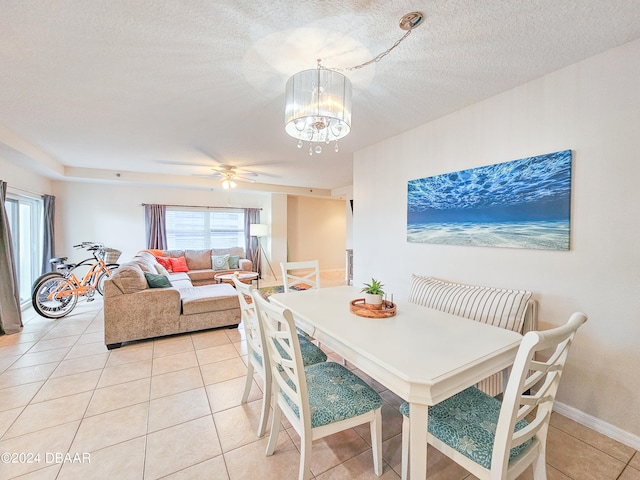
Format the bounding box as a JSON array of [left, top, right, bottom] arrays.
[[407, 150, 572, 250]]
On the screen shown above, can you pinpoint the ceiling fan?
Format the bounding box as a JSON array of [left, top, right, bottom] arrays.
[[154, 158, 266, 189], [206, 165, 259, 189]]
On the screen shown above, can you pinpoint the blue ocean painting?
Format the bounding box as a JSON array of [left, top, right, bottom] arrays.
[[407, 150, 572, 250]]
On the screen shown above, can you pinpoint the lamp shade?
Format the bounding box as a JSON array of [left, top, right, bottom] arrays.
[[250, 223, 268, 237], [284, 67, 352, 144]]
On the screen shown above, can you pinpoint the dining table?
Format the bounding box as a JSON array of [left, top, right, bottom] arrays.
[[269, 285, 523, 480]]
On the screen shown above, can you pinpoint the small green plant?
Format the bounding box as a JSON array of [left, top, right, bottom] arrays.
[[361, 278, 385, 296]]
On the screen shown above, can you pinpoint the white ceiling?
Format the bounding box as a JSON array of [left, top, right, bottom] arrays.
[[2, 1, 640, 193]]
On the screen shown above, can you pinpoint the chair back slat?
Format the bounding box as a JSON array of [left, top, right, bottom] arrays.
[[491, 312, 587, 474], [233, 278, 263, 362], [280, 260, 321, 292], [253, 292, 312, 432]]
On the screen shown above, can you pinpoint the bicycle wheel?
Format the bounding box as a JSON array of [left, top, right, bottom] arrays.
[[32, 276, 78, 319], [31, 272, 63, 296], [96, 265, 118, 296]]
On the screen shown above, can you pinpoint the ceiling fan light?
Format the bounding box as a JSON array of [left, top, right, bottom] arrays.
[[221, 178, 237, 189]]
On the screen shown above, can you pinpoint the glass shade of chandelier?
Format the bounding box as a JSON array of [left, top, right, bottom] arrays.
[[284, 65, 352, 155]]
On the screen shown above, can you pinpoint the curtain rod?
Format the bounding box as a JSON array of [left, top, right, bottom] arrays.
[[6, 184, 46, 198], [141, 203, 262, 210]]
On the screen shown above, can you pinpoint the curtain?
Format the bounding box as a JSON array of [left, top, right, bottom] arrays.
[[144, 204, 167, 250], [41, 194, 55, 274], [0, 181, 23, 335], [244, 208, 260, 273]]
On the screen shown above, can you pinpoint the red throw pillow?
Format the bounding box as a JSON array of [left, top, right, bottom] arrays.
[[169, 256, 189, 273], [155, 256, 173, 272]]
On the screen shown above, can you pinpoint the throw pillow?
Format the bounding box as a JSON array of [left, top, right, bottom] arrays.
[[155, 256, 173, 272], [144, 272, 172, 288], [169, 256, 189, 273], [155, 263, 170, 277], [211, 254, 230, 271], [228, 255, 240, 270]]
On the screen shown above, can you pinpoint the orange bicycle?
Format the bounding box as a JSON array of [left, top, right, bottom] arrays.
[[31, 242, 121, 319]]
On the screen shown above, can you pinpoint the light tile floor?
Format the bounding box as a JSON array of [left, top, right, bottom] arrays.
[[0, 272, 638, 479]]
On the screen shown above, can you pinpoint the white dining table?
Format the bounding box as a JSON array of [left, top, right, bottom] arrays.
[[269, 285, 523, 480]]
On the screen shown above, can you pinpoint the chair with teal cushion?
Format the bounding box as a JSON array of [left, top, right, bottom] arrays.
[[400, 312, 587, 480], [233, 277, 327, 438], [252, 291, 383, 480]]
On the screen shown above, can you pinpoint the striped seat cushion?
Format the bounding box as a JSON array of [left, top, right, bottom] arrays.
[[408, 275, 531, 333]]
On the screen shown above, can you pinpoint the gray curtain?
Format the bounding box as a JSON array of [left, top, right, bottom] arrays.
[[41, 194, 55, 274], [144, 204, 167, 249], [0, 181, 23, 335], [244, 208, 260, 273]]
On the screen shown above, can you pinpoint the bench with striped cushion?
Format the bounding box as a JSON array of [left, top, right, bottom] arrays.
[[408, 275, 536, 396]]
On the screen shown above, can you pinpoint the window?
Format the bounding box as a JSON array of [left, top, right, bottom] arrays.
[[166, 208, 245, 250], [5, 193, 43, 304]]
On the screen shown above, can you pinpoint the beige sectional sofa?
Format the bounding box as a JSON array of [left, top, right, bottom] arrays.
[[103, 251, 242, 349], [157, 247, 253, 286]]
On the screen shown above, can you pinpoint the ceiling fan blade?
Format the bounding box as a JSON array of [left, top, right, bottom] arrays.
[[236, 176, 257, 183], [193, 173, 224, 178], [156, 160, 215, 167]]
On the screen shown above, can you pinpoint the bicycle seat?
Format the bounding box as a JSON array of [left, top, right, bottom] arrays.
[[56, 263, 76, 272], [49, 257, 68, 264]]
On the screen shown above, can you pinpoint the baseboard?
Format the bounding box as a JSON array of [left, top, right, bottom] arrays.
[[553, 401, 640, 450]]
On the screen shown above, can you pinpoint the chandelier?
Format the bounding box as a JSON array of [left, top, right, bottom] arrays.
[[285, 62, 352, 156], [284, 12, 424, 155]]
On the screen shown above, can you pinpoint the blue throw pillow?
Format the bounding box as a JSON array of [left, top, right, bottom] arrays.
[[144, 272, 172, 288]]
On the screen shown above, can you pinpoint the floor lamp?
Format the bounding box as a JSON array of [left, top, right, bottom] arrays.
[[250, 223, 277, 280]]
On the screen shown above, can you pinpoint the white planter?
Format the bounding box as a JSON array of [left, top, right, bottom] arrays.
[[364, 293, 383, 305]]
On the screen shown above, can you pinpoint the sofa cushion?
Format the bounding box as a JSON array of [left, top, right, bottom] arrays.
[[185, 249, 212, 270], [169, 256, 189, 273], [228, 255, 240, 269], [212, 254, 230, 271], [212, 247, 244, 258], [164, 249, 186, 258], [180, 284, 239, 315], [155, 256, 173, 272], [187, 269, 216, 283], [111, 263, 148, 294], [408, 275, 532, 332], [137, 251, 157, 263], [144, 272, 172, 288], [131, 255, 157, 273], [168, 272, 192, 289], [155, 263, 170, 277]]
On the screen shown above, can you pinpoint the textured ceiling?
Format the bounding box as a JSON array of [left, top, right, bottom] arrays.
[[1, 1, 639, 193]]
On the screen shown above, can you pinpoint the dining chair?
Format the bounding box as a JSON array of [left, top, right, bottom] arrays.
[[252, 291, 384, 480], [232, 277, 327, 437], [280, 260, 321, 292], [399, 311, 587, 480]]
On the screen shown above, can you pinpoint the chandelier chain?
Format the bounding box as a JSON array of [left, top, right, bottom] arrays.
[[318, 30, 412, 72]]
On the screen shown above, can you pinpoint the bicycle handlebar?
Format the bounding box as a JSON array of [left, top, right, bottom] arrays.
[[74, 242, 104, 250]]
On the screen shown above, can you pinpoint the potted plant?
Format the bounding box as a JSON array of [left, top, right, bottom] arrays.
[[362, 278, 385, 306]]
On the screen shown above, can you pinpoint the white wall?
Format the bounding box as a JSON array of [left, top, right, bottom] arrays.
[[1, 157, 53, 196], [52, 182, 271, 263], [286, 195, 347, 270], [353, 39, 640, 445]]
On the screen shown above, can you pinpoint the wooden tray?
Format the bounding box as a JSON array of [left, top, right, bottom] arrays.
[[350, 298, 396, 318]]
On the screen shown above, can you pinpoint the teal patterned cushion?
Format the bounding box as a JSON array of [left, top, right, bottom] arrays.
[[399, 387, 532, 469], [297, 334, 328, 365], [255, 334, 326, 368], [284, 362, 382, 428]]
